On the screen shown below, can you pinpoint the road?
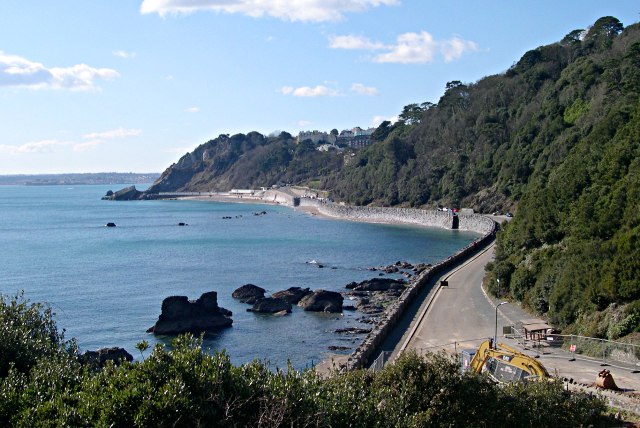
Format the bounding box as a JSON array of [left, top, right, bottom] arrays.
[[389, 240, 640, 413], [392, 243, 502, 357]]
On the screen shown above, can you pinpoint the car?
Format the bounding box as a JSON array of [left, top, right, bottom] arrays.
[[505, 212, 513, 217]]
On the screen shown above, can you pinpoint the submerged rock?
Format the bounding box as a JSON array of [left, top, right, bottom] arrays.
[[148, 291, 232, 335], [298, 290, 343, 313]]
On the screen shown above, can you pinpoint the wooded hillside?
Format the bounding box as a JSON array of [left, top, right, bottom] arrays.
[[146, 17, 640, 338]]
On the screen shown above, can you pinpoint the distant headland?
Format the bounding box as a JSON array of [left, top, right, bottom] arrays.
[[0, 172, 160, 186]]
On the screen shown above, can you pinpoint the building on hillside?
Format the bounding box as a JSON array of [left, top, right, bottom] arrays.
[[296, 130, 336, 145], [336, 127, 376, 149]]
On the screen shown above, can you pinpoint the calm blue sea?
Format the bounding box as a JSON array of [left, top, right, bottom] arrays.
[[0, 184, 478, 368]]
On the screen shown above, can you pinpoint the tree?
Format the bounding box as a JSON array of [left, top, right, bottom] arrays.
[[398, 103, 426, 125], [0, 293, 76, 377]]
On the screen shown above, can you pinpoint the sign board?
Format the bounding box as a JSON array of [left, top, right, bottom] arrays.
[[569, 344, 577, 352]]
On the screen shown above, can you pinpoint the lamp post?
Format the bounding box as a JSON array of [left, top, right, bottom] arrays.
[[494, 301, 508, 348]]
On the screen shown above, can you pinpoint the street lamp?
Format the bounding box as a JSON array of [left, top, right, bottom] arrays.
[[494, 301, 508, 348]]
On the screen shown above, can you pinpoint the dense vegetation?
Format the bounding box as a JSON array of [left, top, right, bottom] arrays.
[[146, 131, 343, 193], [145, 17, 640, 338], [0, 294, 610, 426]]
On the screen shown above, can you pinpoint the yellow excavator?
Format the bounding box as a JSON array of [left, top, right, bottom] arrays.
[[461, 339, 550, 383]]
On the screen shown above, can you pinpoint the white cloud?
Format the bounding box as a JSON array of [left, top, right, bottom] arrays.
[[73, 140, 103, 152], [372, 115, 399, 126], [0, 51, 119, 91], [112, 50, 137, 59], [140, 0, 399, 22], [329, 31, 478, 64], [0, 140, 70, 154], [281, 85, 341, 97], [82, 127, 142, 140], [1, 128, 141, 155], [185, 106, 199, 113], [374, 31, 437, 64], [298, 120, 312, 127], [351, 83, 378, 96], [441, 36, 479, 62], [328, 35, 385, 50]]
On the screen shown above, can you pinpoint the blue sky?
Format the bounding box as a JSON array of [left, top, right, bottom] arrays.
[[0, 1, 638, 174]]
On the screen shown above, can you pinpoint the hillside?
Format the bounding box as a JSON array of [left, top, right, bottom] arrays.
[[145, 131, 343, 193], [143, 16, 640, 339]]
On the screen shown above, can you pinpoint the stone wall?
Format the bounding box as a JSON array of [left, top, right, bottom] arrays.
[[344, 223, 496, 370], [298, 198, 495, 235]]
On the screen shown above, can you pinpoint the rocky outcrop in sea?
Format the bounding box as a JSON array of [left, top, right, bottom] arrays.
[[298, 290, 343, 313], [80, 347, 133, 368], [102, 185, 143, 201], [148, 291, 232, 335], [248, 297, 292, 314], [271, 287, 312, 304], [232, 284, 266, 304]]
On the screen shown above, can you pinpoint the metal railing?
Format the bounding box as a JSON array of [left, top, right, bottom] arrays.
[[506, 326, 640, 371], [369, 351, 392, 372]]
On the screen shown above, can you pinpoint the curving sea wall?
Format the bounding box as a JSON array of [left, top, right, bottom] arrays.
[[296, 198, 497, 370], [298, 198, 495, 235]]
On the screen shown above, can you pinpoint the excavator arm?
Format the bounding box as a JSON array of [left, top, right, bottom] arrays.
[[465, 340, 550, 383]]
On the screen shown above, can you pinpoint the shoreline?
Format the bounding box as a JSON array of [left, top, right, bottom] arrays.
[[165, 190, 496, 372]]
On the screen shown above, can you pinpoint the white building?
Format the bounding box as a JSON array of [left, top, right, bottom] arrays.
[[296, 130, 336, 145]]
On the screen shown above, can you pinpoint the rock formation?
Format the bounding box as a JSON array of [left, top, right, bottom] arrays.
[[298, 290, 343, 313], [271, 287, 312, 304], [232, 284, 265, 304], [102, 185, 143, 201], [248, 297, 292, 314], [81, 347, 133, 367], [148, 291, 232, 335], [345, 278, 405, 292]]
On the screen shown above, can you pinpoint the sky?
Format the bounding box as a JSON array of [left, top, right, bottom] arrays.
[[0, 1, 638, 174]]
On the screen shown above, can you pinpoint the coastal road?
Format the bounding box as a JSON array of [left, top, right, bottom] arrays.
[[393, 243, 503, 357]]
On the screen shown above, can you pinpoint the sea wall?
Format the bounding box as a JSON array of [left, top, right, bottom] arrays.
[[345, 221, 496, 370], [298, 198, 495, 235], [263, 189, 296, 205], [296, 198, 497, 370]]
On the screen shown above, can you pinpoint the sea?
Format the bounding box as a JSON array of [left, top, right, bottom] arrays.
[[0, 184, 479, 369]]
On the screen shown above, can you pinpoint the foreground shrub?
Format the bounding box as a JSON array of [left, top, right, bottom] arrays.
[[0, 295, 611, 427]]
